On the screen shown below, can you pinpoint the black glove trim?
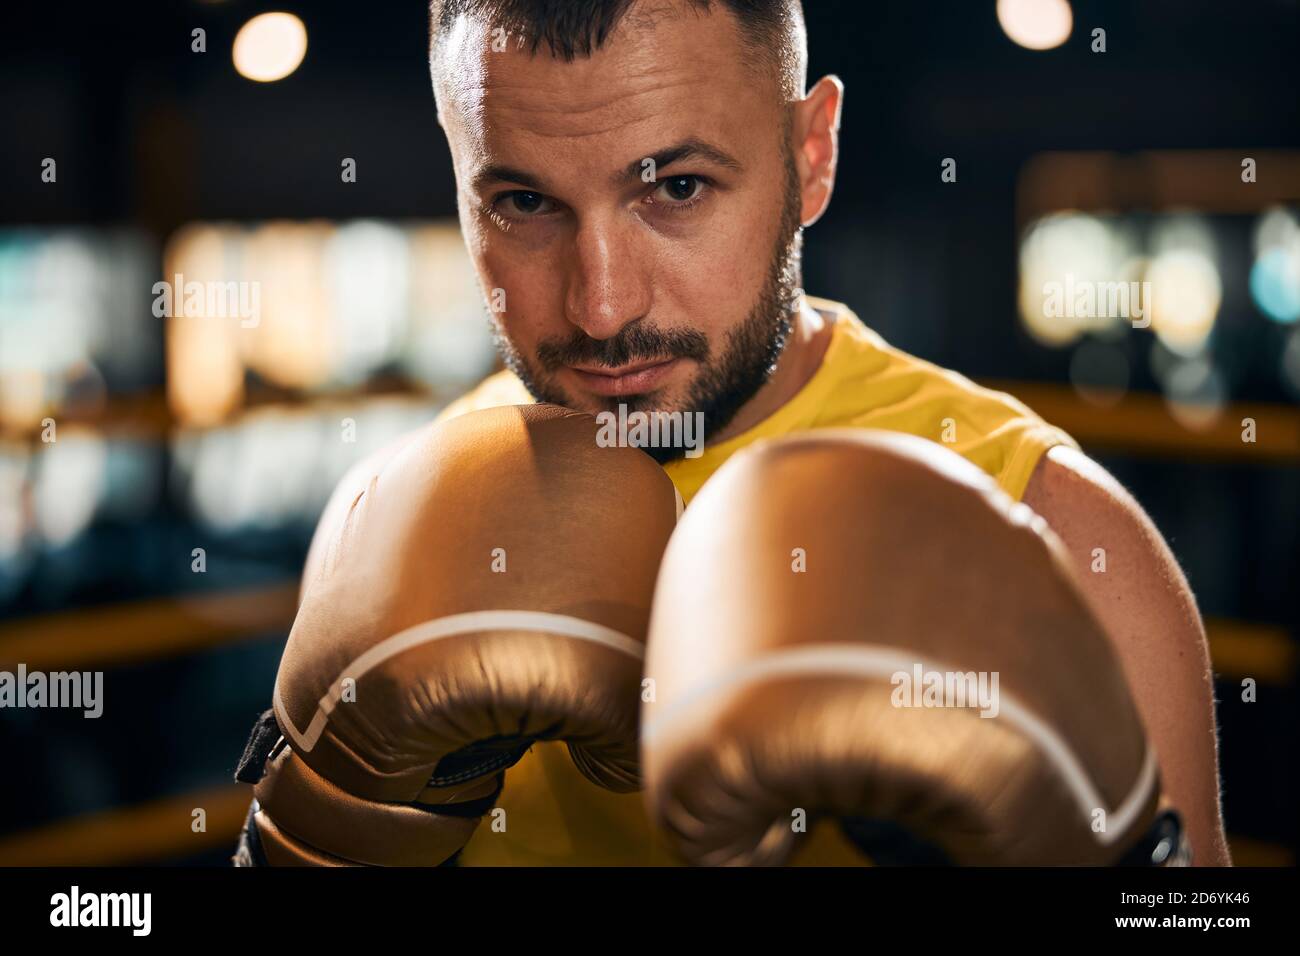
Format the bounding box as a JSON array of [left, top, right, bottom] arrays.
[[840, 816, 955, 866], [232, 800, 269, 867], [235, 708, 283, 785], [415, 772, 507, 818], [428, 734, 536, 787], [1118, 809, 1188, 866]]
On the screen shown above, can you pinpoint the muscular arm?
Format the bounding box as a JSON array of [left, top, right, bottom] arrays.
[[1022, 444, 1231, 866]]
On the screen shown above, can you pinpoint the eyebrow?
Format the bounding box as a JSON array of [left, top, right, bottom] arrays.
[[615, 139, 744, 186], [470, 163, 546, 195], [468, 138, 744, 196]]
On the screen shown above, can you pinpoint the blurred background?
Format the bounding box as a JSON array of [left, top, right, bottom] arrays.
[[0, 0, 1295, 865]]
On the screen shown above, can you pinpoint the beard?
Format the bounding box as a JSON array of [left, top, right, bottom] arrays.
[[486, 140, 805, 465]]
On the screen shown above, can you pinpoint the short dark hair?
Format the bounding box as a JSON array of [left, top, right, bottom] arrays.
[[429, 0, 806, 101]]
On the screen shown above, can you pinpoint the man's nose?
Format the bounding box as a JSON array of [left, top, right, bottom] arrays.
[[562, 217, 652, 340]]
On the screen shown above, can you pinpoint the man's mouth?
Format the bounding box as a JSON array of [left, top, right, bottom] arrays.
[[566, 357, 681, 396]]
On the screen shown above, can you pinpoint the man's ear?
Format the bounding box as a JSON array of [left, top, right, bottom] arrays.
[[794, 74, 844, 228]]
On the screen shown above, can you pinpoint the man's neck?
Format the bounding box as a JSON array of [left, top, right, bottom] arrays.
[[708, 296, 835, 446]]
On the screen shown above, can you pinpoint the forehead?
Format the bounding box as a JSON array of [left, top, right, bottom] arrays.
[[436, 5, 779, 172]]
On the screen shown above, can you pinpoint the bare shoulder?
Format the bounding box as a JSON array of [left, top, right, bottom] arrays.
[[1025, 445, 1143, 531], [1023, 446, 1188, 586], [1023, 444, 1230, 865]]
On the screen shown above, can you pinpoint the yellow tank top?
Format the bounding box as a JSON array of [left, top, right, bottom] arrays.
[[435, 296, 1077, 865]]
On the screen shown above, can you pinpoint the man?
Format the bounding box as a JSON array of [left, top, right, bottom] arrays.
[[298, 0, 1227, 865]]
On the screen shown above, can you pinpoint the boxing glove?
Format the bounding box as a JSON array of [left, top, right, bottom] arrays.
[[642, 429, 1171, 866], [237, 403, 680, 865]]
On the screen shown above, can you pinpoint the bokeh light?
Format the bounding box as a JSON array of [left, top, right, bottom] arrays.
[[1018, 212, 1131, 347], [164, 224, 246, 427], [1146, 248, 1222, 357], [32, 427, 107, 547], [174, 398, 437, 535], [163, 219, 496, 428], [0, 229, 154, 434], [1249, 207, 1300, 324], [242, 222, 334, 390], [405, 225, 499, 387], [997, 0, 1073, 51], [327, 221, 411, 386], [233, 12, 308, 83]]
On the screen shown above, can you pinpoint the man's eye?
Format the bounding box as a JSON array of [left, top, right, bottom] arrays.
[[499, 191, 551, 216], [654, 175, 704, 205]]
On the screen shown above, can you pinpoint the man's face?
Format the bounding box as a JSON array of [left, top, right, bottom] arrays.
[[437, 4, 803, 455]]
